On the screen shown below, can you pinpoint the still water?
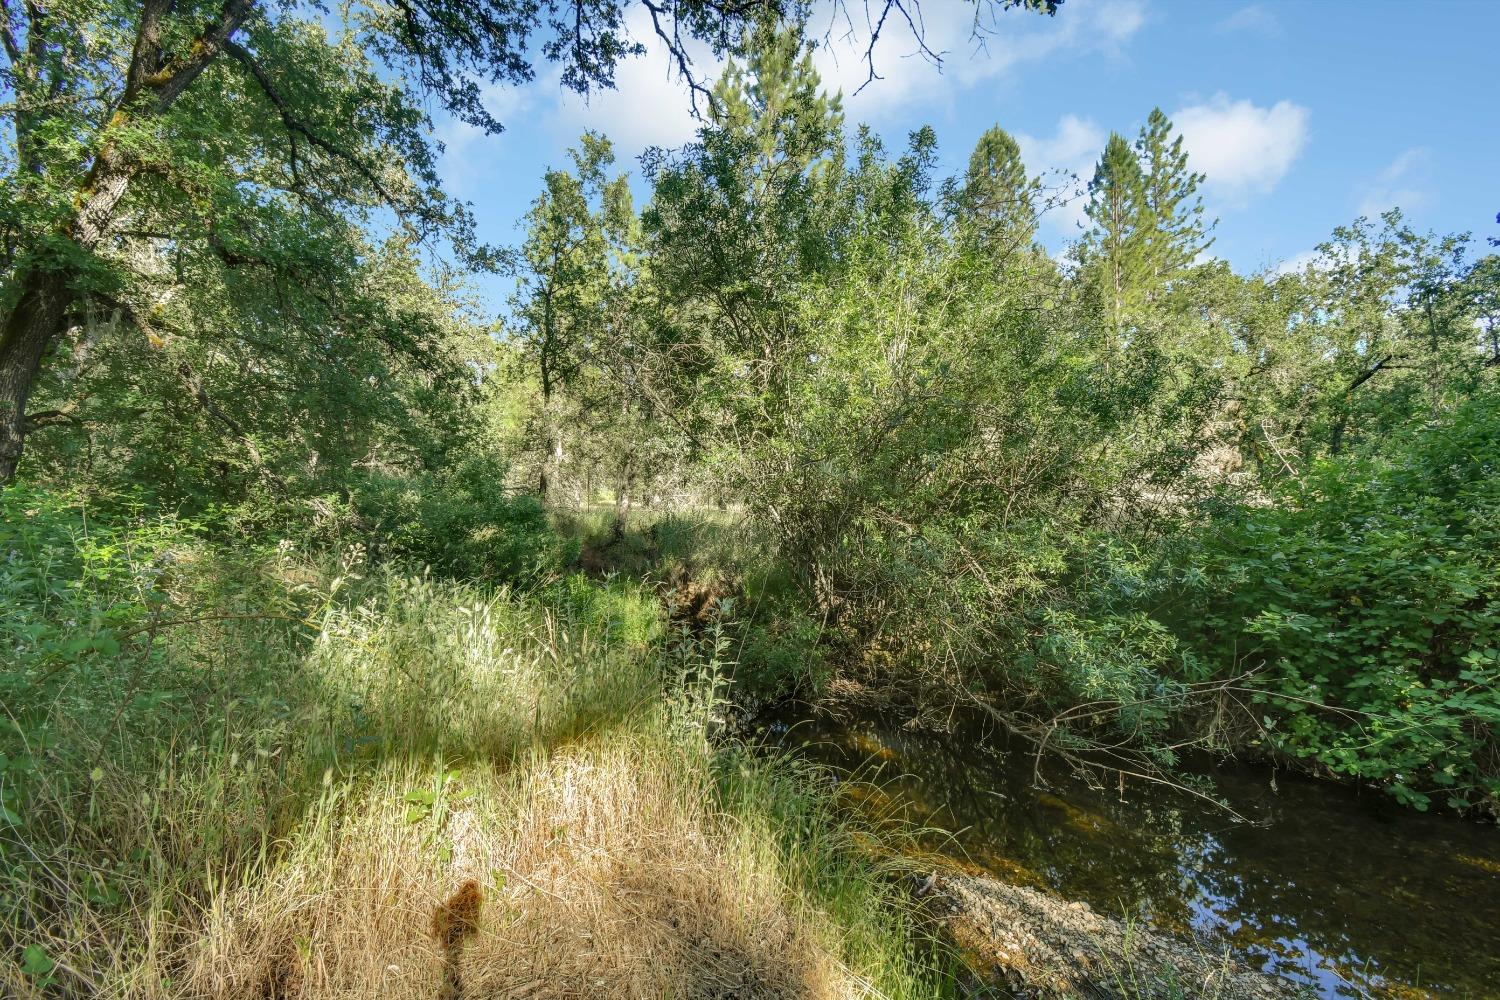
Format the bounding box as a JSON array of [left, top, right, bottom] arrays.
[[757, 707, 1500, 999]]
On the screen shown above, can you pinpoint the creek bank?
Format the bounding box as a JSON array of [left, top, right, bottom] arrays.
[[740, 697, 1307, 998], [916, 871, 1305, 999], [752, 698, 1500, 998]]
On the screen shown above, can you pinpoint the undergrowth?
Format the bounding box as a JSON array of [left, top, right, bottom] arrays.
[[0, 487, 942, 998]]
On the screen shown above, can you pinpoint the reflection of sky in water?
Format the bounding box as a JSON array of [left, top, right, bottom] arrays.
[[1179, 834, 1381, 999], [761, 709, 1500, 999]]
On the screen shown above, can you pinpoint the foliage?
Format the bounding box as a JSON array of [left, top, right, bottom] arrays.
[[1180, 391, 1500, 810], [0, 488, 260, 835], [548, 571, 664, 648], [22, 238, 493, 516], [627, 41, 1222, 740], [351, 454, 569, 583], [535, 21, 1500, 809], [0, 0, 805, 485]]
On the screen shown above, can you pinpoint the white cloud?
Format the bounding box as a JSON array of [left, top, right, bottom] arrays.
[[479, 0, 1145, 162], [552, 6, 720, 156], [1272, 239, 1369, 278], [1020, 114, 1107, 169], [1216, 4, 1280, 35], [1273, 249, 1321, 276], [1357, 147, 1430, 217], [810, 0, 1146, 119], [1171, 93, 1309, 201], [1016, 114, 1107, 233], [436, 83, 536, 196]]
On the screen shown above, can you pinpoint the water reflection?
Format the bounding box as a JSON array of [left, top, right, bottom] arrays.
[[757, 708, 1500, 999]]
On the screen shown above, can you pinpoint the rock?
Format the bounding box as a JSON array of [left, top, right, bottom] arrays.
[[917, 872, 1309, 999]]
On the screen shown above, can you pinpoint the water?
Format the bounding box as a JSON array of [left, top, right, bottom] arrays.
[[756, 706, 1500, 999]]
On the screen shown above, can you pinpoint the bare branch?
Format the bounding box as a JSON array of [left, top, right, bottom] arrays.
[[638, 0, 719, 119]]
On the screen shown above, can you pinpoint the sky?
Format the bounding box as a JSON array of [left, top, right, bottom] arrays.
[[433, 0, 1500, 309]]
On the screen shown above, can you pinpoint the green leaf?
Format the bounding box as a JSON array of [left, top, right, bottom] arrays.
[[21, 944, 54, 977]]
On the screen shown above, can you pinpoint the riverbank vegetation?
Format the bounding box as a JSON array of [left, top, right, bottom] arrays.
[[1, 489, 943, 997], [497, 20, 1498, 813], [2, 0, 1496, 995]]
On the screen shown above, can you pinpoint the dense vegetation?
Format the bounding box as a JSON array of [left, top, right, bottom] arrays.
[[499, 22, 1499, 813], [1, 1, 1496, 996]]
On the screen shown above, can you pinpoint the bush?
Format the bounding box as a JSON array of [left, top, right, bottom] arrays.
[[1182, 392, 1500, 811], [352, 455, 571, 583], [736, 601, 829, 697], [0, 486, 207, 831]]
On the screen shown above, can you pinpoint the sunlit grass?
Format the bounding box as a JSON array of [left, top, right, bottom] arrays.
[[1, 542, 941, 998]]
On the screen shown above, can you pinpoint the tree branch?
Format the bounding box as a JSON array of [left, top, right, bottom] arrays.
[[638, 0, 718, 119], [223, 38, 405, 215], [0, 0, 21, 67], [129, 0, 258, 113], [1345, 353, 1394, 397], [24, 406, 80, 430]]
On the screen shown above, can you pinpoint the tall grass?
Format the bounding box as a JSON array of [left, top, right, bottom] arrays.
[[0, 493, 942, 998]]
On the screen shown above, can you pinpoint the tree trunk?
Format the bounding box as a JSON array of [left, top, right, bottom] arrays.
[[610, 461, 635, 542], [0, 268, 74, 482], [0, 151, 137, 484], [537, 389, 553, 498]]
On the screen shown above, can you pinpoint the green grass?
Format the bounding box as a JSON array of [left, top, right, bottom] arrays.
[[0, 492, 945, 998]]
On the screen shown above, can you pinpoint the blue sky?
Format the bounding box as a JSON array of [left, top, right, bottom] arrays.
[[433, 0, 1500, 309]]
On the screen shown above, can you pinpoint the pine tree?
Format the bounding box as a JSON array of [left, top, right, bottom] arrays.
[[1135, 108, 1214, 289], [952, 125, 1038, 256], [709, 20, 844, 190], [1083, 132, 1151, 345]]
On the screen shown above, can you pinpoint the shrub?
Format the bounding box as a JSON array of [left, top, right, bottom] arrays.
[[351, 455, 570, 583], [1182, 391, 1500, 810]]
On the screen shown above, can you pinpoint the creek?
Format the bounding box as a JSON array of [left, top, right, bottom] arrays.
[[756, 705, 1500, 999]]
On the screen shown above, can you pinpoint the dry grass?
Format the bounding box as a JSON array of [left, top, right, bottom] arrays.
[[2, 548, 939, 1000], [186, 738, 868, 1000]]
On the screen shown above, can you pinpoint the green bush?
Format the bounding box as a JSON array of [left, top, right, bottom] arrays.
[[735, 603, 828, 697], [352, 455, 570, 583], [1183, 392, 1500, 810], [1, 488, 152, 831]]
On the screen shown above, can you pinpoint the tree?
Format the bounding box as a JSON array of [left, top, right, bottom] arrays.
[[947, 124, 1037, 257], [1466, 254, 1500, 365], [1134, 108, 1212, 287], [1081, 132, 1150, 347], [0, 0, 1062, 485], [641, 16, 848, 441], [710, 18, 845, 189], [512, 133, 634, 498], [1296, 211, 1480, 455]]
